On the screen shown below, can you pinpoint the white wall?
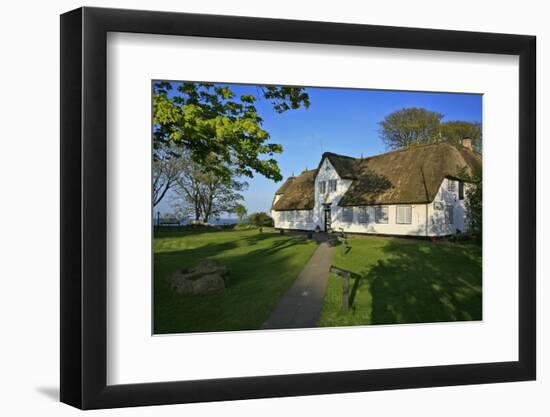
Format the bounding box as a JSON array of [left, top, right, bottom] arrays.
[[0, 1, 546, 417], [272, 209, 315, 230], [331, 203, 430, 236], [429, 178, 470, 235], [314, 158, 354, 229]]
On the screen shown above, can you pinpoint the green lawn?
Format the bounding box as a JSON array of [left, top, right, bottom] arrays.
[[154, 228, 318, 334], [319, 236, 482, 327]]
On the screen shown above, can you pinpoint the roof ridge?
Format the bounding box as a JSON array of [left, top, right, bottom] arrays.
[[322, 142, 454, 164], [323, 151, 356, 160], [362, 142, 451, 161]]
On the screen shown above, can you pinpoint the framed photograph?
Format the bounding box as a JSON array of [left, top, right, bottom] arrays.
[[60, 6, 536, 409]]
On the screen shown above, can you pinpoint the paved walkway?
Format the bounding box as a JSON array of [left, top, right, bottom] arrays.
[[261, 239, 335, 330]]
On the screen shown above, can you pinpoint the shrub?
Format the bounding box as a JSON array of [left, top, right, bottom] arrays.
[[248, 212, 274, 227], [233, 223, 257, 231]]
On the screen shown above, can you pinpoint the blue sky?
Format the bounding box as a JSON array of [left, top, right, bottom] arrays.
[[155, 83, 482, 217]]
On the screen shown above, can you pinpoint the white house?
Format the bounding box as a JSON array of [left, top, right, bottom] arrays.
[[271, 140, 481, 237]]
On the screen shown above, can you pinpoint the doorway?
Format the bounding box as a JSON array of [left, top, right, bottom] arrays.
[[324, 205, 332, 232]]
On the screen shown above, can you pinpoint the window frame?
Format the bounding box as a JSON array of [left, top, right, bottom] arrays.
[[396, 205, 413, 224], [342, 207, 354, 223], [446, 205, 454, 225], [329, 179, 337, 192], [459, 181, 465, 200], [357, 207, 368, 224], [375, 206, 389, 224], [319, 181, 326, 194]]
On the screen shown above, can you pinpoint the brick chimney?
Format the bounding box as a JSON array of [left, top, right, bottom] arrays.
[[462, 137, 473, 151]]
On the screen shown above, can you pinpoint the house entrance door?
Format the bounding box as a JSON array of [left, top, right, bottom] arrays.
[[324, 205, 332, 232]]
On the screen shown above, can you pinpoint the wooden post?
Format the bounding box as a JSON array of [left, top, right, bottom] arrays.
[[342, 272, 350, 310], [330, 266, 352, 311]]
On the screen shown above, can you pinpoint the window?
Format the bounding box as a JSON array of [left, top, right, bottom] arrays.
[[459, 181, 464, 200], [342, 207, 353, 223], [319, 181, 326, 194], [445, 205, 454, 224], [447, 178, 456, 191], [358, 207, 374, 224], [396, 206, 412, 224], [306, 210, 313, 222], [375, 206, 389, 224], [280, 211, 286, 222], [358, 207, 368, 224], [329, 179, 337, 192]]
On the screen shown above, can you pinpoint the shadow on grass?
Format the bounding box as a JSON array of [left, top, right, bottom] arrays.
[[363, 240, 482, 325], [153, 232, 318, 334], [348, 270, 364, 308]]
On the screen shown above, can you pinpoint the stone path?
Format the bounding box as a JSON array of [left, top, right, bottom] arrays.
[[261, 239, 335, 330]]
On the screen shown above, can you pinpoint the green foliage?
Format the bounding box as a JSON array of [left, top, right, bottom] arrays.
[[457, 166, 482, 243], [153, 81, 310, 183], [464, 174, 482, 243], [248, 212, 274, 227], [441, 121, 482, 151], [233, 223, 259, 231], [231, 203, 248, 223], [379, 107, 482, 151], [379, 107, 444, 149]]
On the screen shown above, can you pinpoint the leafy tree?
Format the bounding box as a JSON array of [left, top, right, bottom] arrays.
[[441, 121, 482, 152], [231, 204, 248, 223], [171, 153, 248, 223], [457, 166, 482, 243], [464, 173, 482, 243], [379, 107, 444, 149], [153, 81, 310, 183]]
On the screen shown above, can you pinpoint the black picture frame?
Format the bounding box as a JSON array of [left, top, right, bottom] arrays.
[[60, 6, 536, 410]]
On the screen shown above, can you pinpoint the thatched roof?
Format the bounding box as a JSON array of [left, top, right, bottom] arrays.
[[339, 142, 481, 206], [321, 153, 357, 179], [274, 176, 296, 195], [272, 169, 317, 211], [272, 143, 481, 210]]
